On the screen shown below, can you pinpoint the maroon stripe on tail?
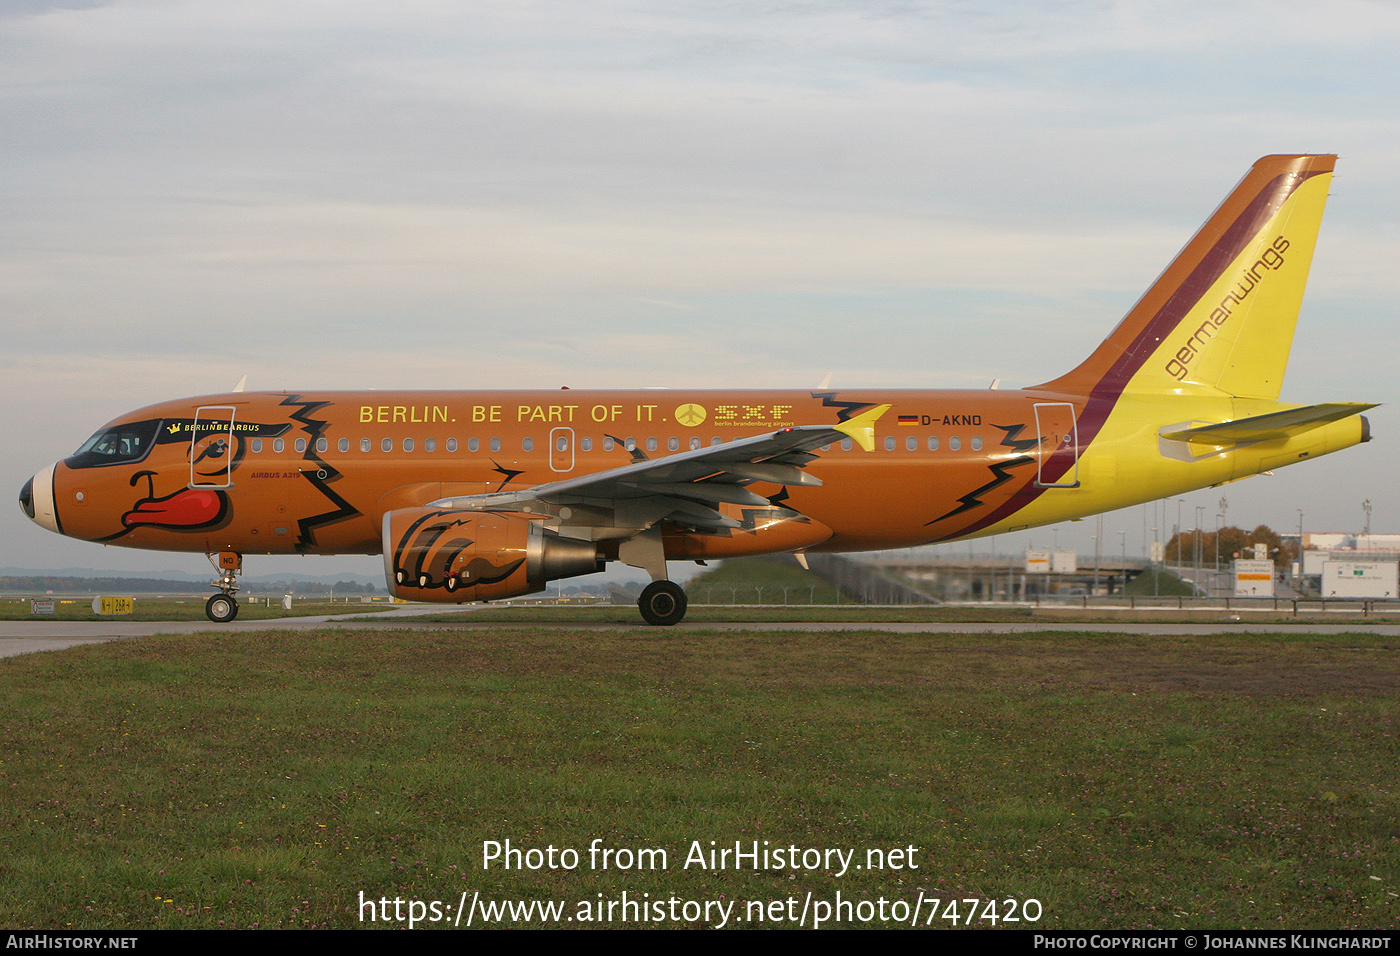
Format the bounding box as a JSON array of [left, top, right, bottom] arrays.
[[948, 168, 1326, 541]]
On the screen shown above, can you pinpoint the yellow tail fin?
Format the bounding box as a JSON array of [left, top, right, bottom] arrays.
[[1038, 154, 1335, 401]]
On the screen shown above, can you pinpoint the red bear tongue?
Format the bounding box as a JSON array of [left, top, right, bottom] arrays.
[[124, 489, 222, 526]]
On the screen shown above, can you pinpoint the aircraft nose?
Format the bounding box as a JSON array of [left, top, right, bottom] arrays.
[[22, 464, 61, 534], [19, 476, 34, 519]]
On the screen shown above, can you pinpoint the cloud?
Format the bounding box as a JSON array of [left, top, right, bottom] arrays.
[[0, 0, 110, 18]]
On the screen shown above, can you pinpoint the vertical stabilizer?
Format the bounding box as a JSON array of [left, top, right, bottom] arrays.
[[1038, 154, 1335, 401]]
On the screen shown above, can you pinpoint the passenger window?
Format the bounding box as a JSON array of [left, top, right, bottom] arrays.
[[625, 438, 636, 451], [316, 438, 328, 453], [690, 437, 701, 450], [295, 438, 306, 453], [252, 438, 263, 453], [338, 438, 349, 453], [490, 438, 501, 452], [381, 438, 392, 452], [841, 439, 852, 451], [425, 438, 436, 452], [604, 437, 614, 451], [950, 437, 961, 451], [448, 438, 459, 452], [928, 436, 939, 451], [971, 436, 983, 451], [404, 438, 414, 452], [646, 437, 657, 452], [274, 439, 285, 453], [556, 437, 567, 451], [668, 437, 679, 451], [906, 436, 916, 451], [582, 437, 593, 451], [711, 437, 722, 446], [465, 438, 476, 452], [360, 438, 371, 452], [884, 437, 895, 451], [522, 437, 533, 452]]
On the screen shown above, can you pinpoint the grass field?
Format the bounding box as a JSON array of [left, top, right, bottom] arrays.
[[410, 603, 1400, 626], [1, 625, 1397, 930]]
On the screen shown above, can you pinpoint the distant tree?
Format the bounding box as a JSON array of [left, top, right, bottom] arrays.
[[607, 582, 644, 604], [1165, 525, 1296, 568]]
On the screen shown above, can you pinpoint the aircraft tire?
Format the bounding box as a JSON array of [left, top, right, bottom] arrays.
[[206, 593, 239, 623], [638, 581, 687, 626]]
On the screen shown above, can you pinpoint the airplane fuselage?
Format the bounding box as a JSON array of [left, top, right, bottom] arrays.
[[28, 386, 1367, 562]]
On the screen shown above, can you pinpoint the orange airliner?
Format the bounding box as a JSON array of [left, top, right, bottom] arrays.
[[19, 155, 1375, 625]]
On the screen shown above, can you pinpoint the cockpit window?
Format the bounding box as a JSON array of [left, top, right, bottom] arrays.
[[65, 419, 161, 469]]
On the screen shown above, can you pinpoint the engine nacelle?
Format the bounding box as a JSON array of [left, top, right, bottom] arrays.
[[382, 508, 601, 602]]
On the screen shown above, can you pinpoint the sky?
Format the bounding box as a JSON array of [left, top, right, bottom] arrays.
[[4, 0, 1400, 582]]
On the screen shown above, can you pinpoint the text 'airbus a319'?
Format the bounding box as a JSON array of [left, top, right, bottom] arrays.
[[19, 155, 1376, 625]]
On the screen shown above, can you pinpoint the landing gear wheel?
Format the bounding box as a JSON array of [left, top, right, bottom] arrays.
[[206, 593, 239, 623], [638, 581, 687, 626]]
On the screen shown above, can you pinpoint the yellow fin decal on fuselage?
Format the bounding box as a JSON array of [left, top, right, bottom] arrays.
[[833, 404, 891, 452]]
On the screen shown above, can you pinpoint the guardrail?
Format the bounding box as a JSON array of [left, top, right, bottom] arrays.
[[1014, 595, 1400, 616]]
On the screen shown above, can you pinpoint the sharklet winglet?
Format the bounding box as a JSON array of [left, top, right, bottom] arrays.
[[833, 404, 891, 452]]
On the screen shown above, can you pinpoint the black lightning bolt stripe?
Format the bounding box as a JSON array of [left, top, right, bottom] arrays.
[[991, 422, 1040, 454], [810, 391, 876, 423], [928, 456, 1036, 525], [277, 394, 363, 552], [489, 460, 526, 493], [927, 422, 1042, 526]]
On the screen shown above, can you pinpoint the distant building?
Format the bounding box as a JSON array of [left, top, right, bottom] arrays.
[[1293, 532, 1400, 582]]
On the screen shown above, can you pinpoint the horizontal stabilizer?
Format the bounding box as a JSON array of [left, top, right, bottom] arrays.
[[1159, 403, 1377, 445]]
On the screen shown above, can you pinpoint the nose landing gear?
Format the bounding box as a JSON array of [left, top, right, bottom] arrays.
[[205, 550, 242, 623], [206, 592, 239, 623]]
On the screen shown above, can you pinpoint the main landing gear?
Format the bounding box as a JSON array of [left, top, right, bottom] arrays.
[[638, 580, 687, 626], [619, 529, 689, 626], [205, 550, 242, 623]]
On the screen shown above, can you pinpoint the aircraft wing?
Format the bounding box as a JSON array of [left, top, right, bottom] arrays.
[[429, 404, 890, 533], [1159, 402, 1377, 446]]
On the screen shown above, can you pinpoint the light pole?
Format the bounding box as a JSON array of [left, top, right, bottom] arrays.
[[1218, 512, 1230, 597], [1093, 514, 1102, 597], [1118, 530, 1127, 596], [1195, 506, 1205, 589], [1152, 525, 1160, 596], [1177, 499, 1185, 563], [1297, 508, 1304, 590]]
